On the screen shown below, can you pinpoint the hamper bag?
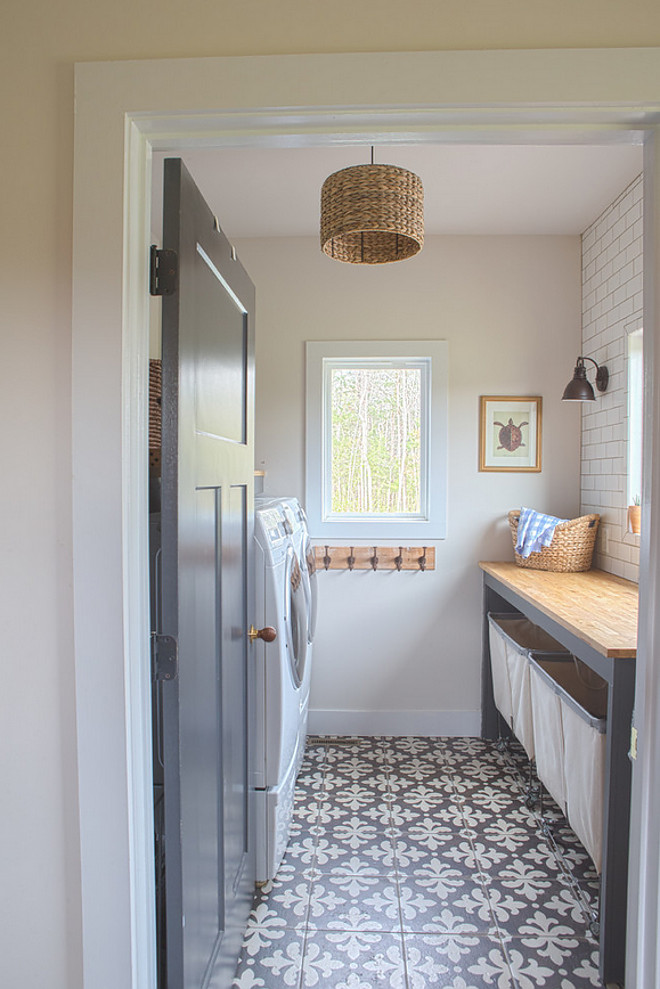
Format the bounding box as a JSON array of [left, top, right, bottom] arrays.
[[489, 616, 568, 760], [487, 612, 517, 730], [529, 653, 568, 812], [508, 511, 600, 572], [530, 652, 607, 873]]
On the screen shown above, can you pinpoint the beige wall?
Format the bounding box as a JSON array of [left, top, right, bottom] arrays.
[[237, 234, 582, 732], [3, 5, 660, 986]]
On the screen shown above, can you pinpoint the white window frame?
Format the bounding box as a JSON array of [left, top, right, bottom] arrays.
[[626, 319, 644, 510], [306, 340, 448, 539]]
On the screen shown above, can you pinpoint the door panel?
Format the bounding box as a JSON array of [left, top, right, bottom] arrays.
[[193, 245, 247, 444], [223, 485, 249, 894], [159, 157, 256, 989], [178, 486, 221, 983]]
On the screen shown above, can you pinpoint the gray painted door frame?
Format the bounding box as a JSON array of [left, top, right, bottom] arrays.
[[71, 52, 660, 989]]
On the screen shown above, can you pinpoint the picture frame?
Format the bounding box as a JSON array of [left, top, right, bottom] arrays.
[[479, 395, 542, 472]]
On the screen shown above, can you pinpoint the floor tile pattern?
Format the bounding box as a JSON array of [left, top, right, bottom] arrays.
[[233, 737, 602, 988]]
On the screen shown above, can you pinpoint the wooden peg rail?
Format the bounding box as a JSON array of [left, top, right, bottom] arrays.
[[313, 545, 435, 572]]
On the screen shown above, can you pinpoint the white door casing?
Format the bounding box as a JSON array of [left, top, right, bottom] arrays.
[[72, 50, 660, 989]]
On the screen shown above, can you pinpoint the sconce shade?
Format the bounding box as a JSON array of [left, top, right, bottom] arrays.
[[320, 164, 424, 264], [562, 357, 609, 402], [562, 362, 596, 401]]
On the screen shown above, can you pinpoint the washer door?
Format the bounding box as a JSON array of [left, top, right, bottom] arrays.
[[285, 547, 308, 687], [304, 535, 318, 644]]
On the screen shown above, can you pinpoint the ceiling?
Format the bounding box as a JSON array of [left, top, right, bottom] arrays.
[[152, 143, 643, 242]]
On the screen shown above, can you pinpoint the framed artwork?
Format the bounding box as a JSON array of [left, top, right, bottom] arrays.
[[479, 396, 542, 472]]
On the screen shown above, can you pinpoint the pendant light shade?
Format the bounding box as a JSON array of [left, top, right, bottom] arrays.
[[320, 163, 424, 264]]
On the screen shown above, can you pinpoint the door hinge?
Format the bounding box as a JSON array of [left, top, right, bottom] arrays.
[[151, 633, 179, 681], [149, 245, 178, 296]]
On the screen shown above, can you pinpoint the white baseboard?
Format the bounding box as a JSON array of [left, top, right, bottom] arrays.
[[307, 709, 481, 738]]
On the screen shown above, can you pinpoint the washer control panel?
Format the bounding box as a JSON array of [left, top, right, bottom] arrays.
[[258, 507, 289, 546]]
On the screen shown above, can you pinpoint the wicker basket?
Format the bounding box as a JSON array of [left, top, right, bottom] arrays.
[[508, 510, 600, 572]]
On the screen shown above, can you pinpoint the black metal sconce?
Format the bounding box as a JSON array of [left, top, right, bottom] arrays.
[[561, 356, 609, 402]]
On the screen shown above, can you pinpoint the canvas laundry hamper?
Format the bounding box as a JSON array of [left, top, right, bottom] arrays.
[[487, 612, 518, 731], [529, 653, 608, 873], [488, 614, 567, 759]]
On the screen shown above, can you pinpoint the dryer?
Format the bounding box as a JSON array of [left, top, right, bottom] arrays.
[[253, 497, 314, 881]]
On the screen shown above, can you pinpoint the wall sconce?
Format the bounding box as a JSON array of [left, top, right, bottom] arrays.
[[561, 356, 609, 402]]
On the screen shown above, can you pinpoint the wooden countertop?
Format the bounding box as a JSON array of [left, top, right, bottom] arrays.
[[479, 562, 638, 658]]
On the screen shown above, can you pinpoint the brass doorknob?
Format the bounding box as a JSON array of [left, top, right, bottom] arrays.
[[248, 624, 277, 644]]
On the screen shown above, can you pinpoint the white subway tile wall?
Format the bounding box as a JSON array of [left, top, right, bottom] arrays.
[[581, 174, 643, 582]]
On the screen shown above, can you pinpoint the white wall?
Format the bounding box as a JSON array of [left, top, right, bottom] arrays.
[[237, 234, 582, 734], [580, 175, 644, 581]]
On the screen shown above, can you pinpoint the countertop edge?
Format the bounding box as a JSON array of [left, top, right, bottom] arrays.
[[479, 561, 637, 659]]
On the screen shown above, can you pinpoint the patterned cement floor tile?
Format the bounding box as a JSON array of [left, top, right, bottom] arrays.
[[503, 936, 601, 988], [388, 757, 453, 781], [247, 869, 313, 931], [279, 833, 320, 872], [316, 798, 394, 828], [485, 880, 594, 940], [316, 785, 393, 817], [398, 877, 498, 937], [233, 929, 305, 988], [312, 831, 397, 876], [389, 775, 457, 801], [308, 875, 402, 933], [391, 832, 480, 878], [388, 799, 467, 829], [323, 773, 392, 795], [471, 835, 564, 879], [301, 930, 407, 988], [405, 933, 515, 988]]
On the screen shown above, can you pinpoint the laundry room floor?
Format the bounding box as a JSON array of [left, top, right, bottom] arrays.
[[232, 736, 601, 989]]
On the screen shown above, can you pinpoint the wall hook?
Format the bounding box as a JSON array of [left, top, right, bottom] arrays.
[[419, 547, 427, 572], [323, 546, 331, 571], [347, 547, 355, 571], [371, 547, 379, 571], [395, 547, 404, 572]]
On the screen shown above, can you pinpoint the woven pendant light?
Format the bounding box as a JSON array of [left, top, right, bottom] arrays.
[[320, 154, 424, 264]]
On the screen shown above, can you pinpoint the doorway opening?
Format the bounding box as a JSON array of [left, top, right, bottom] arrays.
[[71, 52, 660, 989]]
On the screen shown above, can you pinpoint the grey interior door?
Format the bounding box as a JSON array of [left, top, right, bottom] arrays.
[[159, 157, 256, 988]]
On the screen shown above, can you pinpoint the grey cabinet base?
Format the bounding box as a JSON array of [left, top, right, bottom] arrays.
[[482, 571, 634, 989]]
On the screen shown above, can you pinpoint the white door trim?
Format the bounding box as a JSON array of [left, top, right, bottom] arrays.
[[626, 129, 660, 989], [72, 50, 660, 989]]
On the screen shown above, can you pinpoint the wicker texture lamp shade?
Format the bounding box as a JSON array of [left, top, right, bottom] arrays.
[[320, 164, 424, 264]]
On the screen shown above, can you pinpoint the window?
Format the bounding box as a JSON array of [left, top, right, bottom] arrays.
[[627, 323, 643, 512], [306, 341, 448, 539]]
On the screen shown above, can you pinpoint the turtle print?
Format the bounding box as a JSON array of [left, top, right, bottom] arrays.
[[494, 417, 528, 452]]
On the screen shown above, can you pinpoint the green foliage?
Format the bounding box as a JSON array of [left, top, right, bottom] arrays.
[[330, 368, 421, 514]]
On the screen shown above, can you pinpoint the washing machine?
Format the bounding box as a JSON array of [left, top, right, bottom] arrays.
[[253, 496, 315, 881]]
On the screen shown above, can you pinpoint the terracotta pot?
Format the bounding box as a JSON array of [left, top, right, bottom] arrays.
[[628, 505, 641, 534]]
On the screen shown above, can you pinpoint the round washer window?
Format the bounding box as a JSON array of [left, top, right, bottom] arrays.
[[285, 549, 308, 687]]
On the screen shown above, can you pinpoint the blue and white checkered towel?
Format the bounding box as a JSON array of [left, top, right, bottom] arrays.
[[515, 507, 567, 559]]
